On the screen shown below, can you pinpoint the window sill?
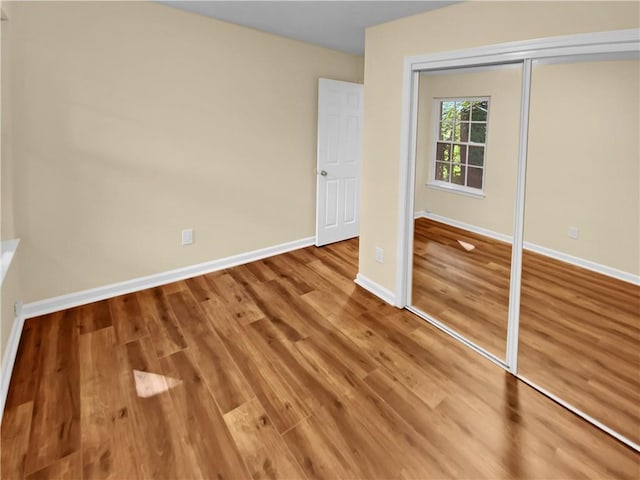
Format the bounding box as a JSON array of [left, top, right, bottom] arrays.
[[1, 238, 20, 286], [426, 182, 485, 199]]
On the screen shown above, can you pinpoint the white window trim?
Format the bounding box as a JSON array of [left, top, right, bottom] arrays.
[[427, 182, 486, 199], [428, 96, 490, 196]]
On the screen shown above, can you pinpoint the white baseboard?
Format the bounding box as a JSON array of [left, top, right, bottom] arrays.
[[417, 211, 640, 286], [22, 236, 315, 319], [523, 243, 640, 286], [416, 211, 513, 243], [1, 301, 24, 423], [354, 273, 399, 307]]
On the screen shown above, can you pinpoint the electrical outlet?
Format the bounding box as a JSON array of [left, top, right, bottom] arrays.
[[375, 246, 384, 264], [182, 229, 193, 246], [568, 226, 579, 240]]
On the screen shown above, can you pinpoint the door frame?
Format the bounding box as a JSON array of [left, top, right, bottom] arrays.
[[395, 28, 639, 450]]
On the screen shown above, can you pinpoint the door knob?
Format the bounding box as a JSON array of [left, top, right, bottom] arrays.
[[320, 170, 327, 176]]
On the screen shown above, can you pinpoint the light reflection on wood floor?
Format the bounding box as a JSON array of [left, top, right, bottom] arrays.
[[2, 234, 639, 478], [412, 217, 640, 447]]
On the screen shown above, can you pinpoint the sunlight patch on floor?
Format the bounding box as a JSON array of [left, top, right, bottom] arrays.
[[133, 369, 181, 398], [457, 240, 475, 252]]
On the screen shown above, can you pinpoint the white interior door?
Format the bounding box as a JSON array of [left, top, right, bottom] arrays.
[[316, 78, 364, 246]]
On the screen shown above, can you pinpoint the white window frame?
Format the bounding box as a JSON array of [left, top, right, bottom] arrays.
[[428, 96, 490, 197]]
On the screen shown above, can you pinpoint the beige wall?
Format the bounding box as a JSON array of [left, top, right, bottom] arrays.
[[415, 66, 522, 236], [414, 59, 639, 275], [361, 1, 640, 293], [1, 0, 14, 240], [525, 59, 639, 274], [5, 1, 363, 303], [1, 0, 20, 366]]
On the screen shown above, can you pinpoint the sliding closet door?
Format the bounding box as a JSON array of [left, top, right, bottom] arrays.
[[411, 63, 522, 361], [519, 54, 640, 445]]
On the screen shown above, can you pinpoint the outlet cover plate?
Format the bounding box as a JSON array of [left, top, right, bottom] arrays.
[[182, 229, 193, 246], [568, 226, 579, 240]]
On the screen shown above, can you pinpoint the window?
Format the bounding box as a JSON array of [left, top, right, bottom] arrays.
[[431, 97, 489, 194]]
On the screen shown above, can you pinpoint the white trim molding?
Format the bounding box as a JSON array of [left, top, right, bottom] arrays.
[[426, 182, 486, 199], [416, 211, 512, 243], [22, 236, 315, 320], [1, 238, 19, 286], [524, 243, 640, 287], [354, 273, 399, 307], [517, 375, 640, 452], [1, 301, 24, 422], [406, 29, 640, 71], [416, 211, 640, 287]]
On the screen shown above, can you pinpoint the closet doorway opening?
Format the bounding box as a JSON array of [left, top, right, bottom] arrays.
[[396, 29, 640, 451]]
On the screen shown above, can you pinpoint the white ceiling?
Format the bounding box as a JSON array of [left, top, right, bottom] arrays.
[[159, 1, 457, 55]]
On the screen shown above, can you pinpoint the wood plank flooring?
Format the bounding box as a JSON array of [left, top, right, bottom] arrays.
[[412, 217, 640, 447], [412, 218, 511, 358], [2, 236, 639, 479], [520, 248, 640, 445]]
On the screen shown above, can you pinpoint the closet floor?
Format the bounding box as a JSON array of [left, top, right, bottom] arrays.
[[412, 217, 640, 446]]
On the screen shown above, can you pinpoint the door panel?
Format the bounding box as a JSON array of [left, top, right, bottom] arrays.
[[316, 78, 363, 246], [326, 114, 340, 166], [324, 180, 338, 227], [343, 178, 357, 224]]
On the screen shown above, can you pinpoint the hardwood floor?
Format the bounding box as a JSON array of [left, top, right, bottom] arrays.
[[412, 218, 511, 358], [412, 217, 640, 447], [520, 248, 640, 445], [2, 236, 639, 479]]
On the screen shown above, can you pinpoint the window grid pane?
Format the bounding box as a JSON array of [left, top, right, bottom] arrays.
[[433, 97, 488, 191], [435, 161, 451, 182], [436, 142, 451, 161], [469, 146, 484, 166], [471, 101, 488, 121], [439, 121, 453, 141], [470, 123, 487, 143], [451, 164, 466, 186], [467, 166, 483, 189]]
